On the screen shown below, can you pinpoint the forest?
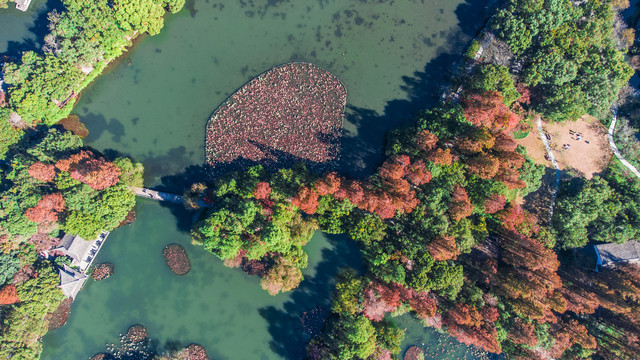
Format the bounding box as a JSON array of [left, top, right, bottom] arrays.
[[0, 0, 185, 158], [189, 1, 640, 359], [0, 127, 143, 359]]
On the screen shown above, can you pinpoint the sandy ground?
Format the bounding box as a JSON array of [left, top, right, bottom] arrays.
[[516, 115, 612, 179]]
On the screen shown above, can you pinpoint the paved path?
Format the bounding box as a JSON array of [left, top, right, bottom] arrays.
[[536, 116, 562, 222], [608, 111, 640, 179], [131, 186, 185, 204]]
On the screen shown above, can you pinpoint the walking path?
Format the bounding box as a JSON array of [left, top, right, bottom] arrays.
[[131, 186, 211, 207], [536, 116, 562, 222], [131, 186, 185, 204], [608, 110, 640, 179]]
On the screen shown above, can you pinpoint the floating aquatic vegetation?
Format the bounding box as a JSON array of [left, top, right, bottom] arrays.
[[206, 62, 346, 174]]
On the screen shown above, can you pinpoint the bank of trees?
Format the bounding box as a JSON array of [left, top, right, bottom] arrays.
[[491, 0, 633, 122], [552, 165, 640, 249], [0, 0, 185, 159], [0, 127, 142, 360]]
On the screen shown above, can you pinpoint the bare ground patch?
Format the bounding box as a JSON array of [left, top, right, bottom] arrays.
[[516, 115, 612, 179]]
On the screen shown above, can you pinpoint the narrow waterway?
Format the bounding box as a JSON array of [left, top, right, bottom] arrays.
[[2, 1, 494, 359]]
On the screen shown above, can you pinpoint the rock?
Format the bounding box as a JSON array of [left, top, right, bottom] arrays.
[[92, 263, 115, 281], [404, 346, 424, 360], [162, 244, 191, 275], [126, 324, 148, 343]]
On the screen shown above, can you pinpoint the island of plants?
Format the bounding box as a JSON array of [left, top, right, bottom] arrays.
[[162, 243, 191, 275], [205, 62, 346, 174]]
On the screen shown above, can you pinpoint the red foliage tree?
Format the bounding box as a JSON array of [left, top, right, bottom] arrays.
[[427, 148, 453, 166], [483, 194, 506, 214], [515, 83, 531, 105], [57, 151, 121, 190], [314, 172, 341, 196], [0, 285, 20, 305], [550, 319, 597, 358], [362, 285, 399, 321], [490, 230, 564, 321], [253, 182, 272, 200], [407, 290, 437, 319], [378, 158, 406, 181], [445, 303, 502, 354], [426, 235, 460, 261], [291, 187, 320, 215], [462, 91, 520, 132], [467, 153, 500, 179], [405, 160, 432, 186], [373, 192, 398, 219], [449, 185, 474, 221], [508, 318, 538, 347], [415, 130, 439, 153], [28, 162, 56, 182], [496, 203, 526, 231], [493, 132, 518, 152], [25, 193, 66, 224], [497, 150, 525, 170], [494, 168, 526, 190]]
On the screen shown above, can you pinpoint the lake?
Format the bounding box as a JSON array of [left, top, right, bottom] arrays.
[[1, 0, 493, 358]]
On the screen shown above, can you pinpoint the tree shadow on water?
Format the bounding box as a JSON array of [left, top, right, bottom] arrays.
[[2, 0, 65, 57], [336, 0, 494, 179], [259, 234, 364, 360]]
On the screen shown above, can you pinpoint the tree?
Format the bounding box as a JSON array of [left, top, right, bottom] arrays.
[[27, 162, 56, 182], [0, 252, 21, 286], [466, 153, 500, 179], [484, 194, 506, 214], [260, 259, 304, 295], [0, 285, 20, 305], [426, 235, 460, 261], [462, 91, 520, 132], [449, 185, 474, 221], [253, 181, 272, 200], [56, 150, 121, 190], [468, 64, 520, 106], [25, 193, 66, 224]]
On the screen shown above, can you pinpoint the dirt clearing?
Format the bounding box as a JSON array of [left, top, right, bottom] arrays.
[[516, 115, 612, 179]]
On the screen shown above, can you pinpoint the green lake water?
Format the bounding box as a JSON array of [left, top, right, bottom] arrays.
[[1, 0, 495, 359]]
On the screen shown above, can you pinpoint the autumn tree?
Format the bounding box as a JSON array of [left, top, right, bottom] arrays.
[[426, 235, 460, 261], [483, 194, 506, 214], [25, 193, 66, 224], [462, 91, 520, 132], [449, 185, 474, 221], [27, 162, 56, 182], [0, 285, 20, 305]]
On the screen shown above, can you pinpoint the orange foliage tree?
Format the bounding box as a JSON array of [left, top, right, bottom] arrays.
[[292, 187, 320, 215], [56, 150, 121, 190], [25, 193, 66, 224], [462, 91, 520, 132], [253, 182, 272, 200], [426, 235, 460, 261], [449, 185, 474, 221], [0, 285, 20, 305]]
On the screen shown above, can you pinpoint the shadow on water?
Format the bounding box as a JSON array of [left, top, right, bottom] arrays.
[[336, 0, 494, 179], [2, 0, 65, 57], [259, 234, 364, 360], [145, 141, 339, 233]]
